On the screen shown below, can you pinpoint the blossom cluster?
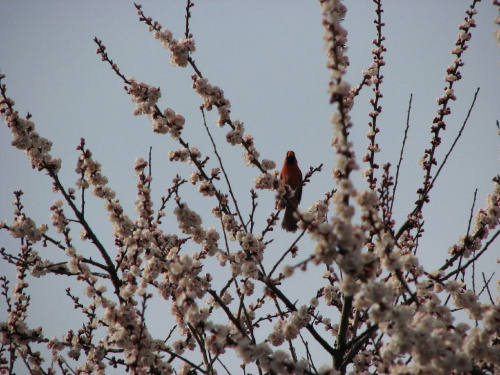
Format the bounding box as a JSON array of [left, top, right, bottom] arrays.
[[254, 171, 278, 190], [4, 196, 53, 278], [268, 306, 312, 346], [151, 108, 185, 140], [253, 159, 278, 189], [192, 68, 266, 172], [354, 276, 500, 374], [127, 77, 161, 116], [495, 1, 500, 49], [104, 198, 135, 246], [202, 226, 220, 256], [168, 146, 201, 165], [50, 199, 69, 233], [225, 119, 244, 145], [448, 178, 500, 258], [204, 326, 327, 374], [320, 0, 349, 70], [0, 91, 61, 173], [174, 202, 205, 244], [0, 265, 48, 372], [227, 231, 265, 279], [134, 158, 155, 223], [153, 28, 195, 67], [101, 300, 172, 373], [192, 76, 231, 126], [329, 117, 359, 182], [362, 63, 379, 87], [241, 133, 261, 167], [8, 215, 47, 244], [75, 146, 116, 200], [235, 336, 316, 375]]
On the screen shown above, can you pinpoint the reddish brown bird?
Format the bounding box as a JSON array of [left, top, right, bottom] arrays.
[[280, 150, 303, 232]]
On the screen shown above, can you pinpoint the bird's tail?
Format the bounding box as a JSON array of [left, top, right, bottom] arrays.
[[282, 205, 298, 232]]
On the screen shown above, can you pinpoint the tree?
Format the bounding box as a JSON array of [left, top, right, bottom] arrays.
[[1, 1, 500, 374]]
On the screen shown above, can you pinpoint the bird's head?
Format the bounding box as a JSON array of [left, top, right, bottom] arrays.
[[285, 150, 297, 165]]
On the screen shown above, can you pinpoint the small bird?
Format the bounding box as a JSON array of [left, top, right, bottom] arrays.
[[280, 150, 303, 232]]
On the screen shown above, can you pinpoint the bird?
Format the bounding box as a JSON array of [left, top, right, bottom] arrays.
[[280, 150, 303, 232]]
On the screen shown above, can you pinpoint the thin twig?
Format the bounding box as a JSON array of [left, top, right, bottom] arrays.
[[455, 189, 478, 282], [200, 107, 247, 232], [396, 87, 480, 240], [440, 230, 500, 280], [262, 278, 337, 357], [391, 93, 412, 213], [148, 146, 152, 189], [429, 88, 480, 191], [480, 272, 495, 304], [268, 230, 306, 278], [184, 0, 194, 39]]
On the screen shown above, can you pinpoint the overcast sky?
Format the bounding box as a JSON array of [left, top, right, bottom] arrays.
[[1, 1, 499, 371]]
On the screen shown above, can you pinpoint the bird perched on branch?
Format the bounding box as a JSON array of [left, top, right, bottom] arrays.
[[280, 150, 303, 232]]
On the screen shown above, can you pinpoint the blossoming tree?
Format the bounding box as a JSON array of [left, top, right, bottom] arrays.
[[1, 1, 500, 374]]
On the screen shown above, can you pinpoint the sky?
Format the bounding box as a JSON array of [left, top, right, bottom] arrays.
[[1, 0, 499, 372]]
